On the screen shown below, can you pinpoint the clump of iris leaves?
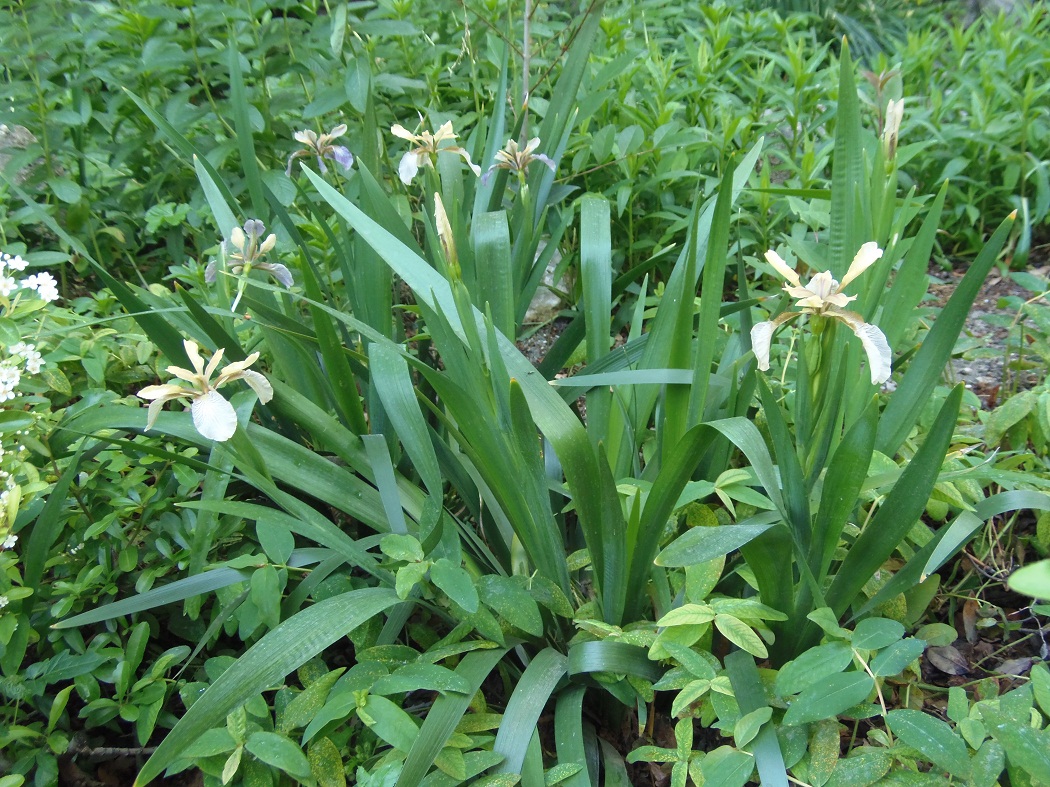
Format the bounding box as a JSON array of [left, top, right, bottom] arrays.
[[2, 1, 1050, 786]]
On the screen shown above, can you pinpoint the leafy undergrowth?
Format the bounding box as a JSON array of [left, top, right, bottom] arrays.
[[2, 1, 1050, 786]]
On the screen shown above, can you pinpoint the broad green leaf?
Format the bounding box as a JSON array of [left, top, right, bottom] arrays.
[[257, 518, 295, 567], [851, 618, 905, 650], [714, 614, 768, 658], [181, 728, 238, 759], [421, 752, 506, 786], [700, 746, 754, 787], [381, 534, 424, 563], [134, 588, 398, 785], [1031, 663, 1050, 718], [1008, 559, 1050, 601], [657, 521, 780, 567], [372, 663, 471, 697], [279, 670, 345, 734], [430, 558, 479, 613], [708, 598, 787, 621], [782, 672, 874, 726], [776, 642, 853, 697], [0, 410, 33, 433], [823, 748, 892, 787], [656, 604, 716, 628], [981, 706, 1050, 783], [734, 707, 773, 748], [885, 710, 971, 779], [309, 737, 347, 787], [478, 575, 543, 637], [244, 731, 312, 782], [359, 694, 420, 752], [969, 740, 1005, 787], [396, 562, 429, 599], [869, 638, 925, 677], [914, 622, 958, 647], [806, 719, 841, 787]]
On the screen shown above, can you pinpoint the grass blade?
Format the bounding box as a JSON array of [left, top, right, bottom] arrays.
[[492, 648, 567, 776], [134, 588, 400, 785], [554, 685, 590, 787], [398, 647, 508, 786], [828, 385, 963, 617], [877, 214, 1013, 455], [724, 651, 787, 787]]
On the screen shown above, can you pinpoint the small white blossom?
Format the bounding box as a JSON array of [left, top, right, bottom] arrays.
[[5, 254, 27, 272], [0, 363, 20, 401], [9, 343, 43, 375], [1, 533, 15, 550], [0, 276, 16, 297], [22, 271, 59, 303]]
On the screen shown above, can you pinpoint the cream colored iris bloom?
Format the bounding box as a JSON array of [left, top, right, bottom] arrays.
[[751, 242, 892, 385], [483, 137, 556, 182], [391, 121, 481, 185], [137, 340, 273, 441], [882, 99, 904, 159]]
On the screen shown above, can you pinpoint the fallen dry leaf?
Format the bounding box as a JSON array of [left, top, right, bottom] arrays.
[[927, 645, 970, 675], [995, 657, 1034, 676], [962, 598, 980, 643]]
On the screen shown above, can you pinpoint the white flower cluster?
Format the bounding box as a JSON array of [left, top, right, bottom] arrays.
[[0, 448, 23, 513], [0, 252, 58, 303], [0, 343, 43, 401]]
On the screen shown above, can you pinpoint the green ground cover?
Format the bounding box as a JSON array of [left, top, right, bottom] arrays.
[[2, 0, 1050, 785]]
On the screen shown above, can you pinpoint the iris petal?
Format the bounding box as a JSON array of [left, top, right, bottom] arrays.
[[191, 390, 239, 441]]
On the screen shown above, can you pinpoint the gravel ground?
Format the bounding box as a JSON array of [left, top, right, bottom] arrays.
[[932, 264, 1049, 408]]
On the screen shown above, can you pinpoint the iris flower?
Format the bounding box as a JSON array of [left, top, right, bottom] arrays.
[[206, 220, 292, 312], [882, 99, 904, 159], [391, 121, 481, 185], [483, 137, 556, 183], [750, 242, 892, 385], [137, 340, 273, 441], [286, 124, 354, 175]]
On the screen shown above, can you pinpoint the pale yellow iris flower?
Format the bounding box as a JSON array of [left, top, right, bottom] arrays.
[[751, 242, 892, 385], [391, 121, 481, 185], [137, 340, 273, 441]]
